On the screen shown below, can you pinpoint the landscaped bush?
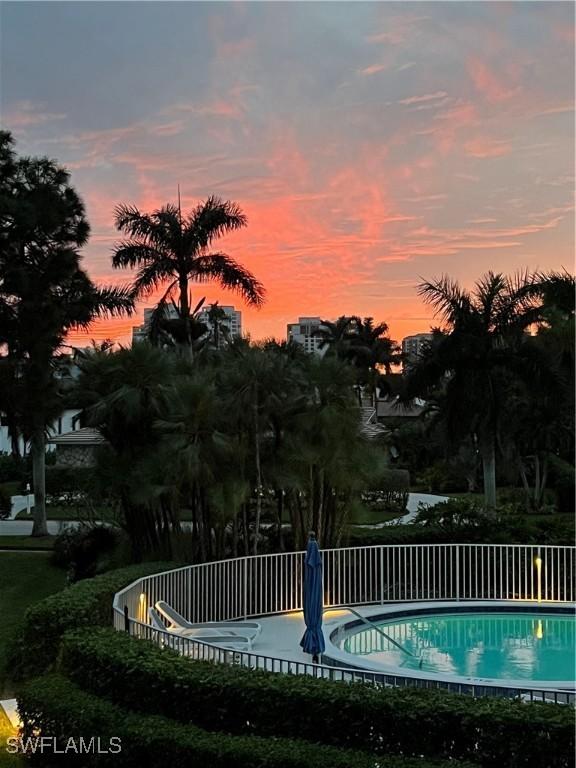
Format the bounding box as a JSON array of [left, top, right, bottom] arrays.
[[16, 674, 463, 768], [44, 466, 93, 497], [7, 561, 173, 680], [418, 461, 470, 494], [346, 508, 575, 547], [363, 468, 410, 514], [0, 484, 11, 519], [51, 524, 120, 581], [0, 452, 29, 485], [59, 628, 574, 767]]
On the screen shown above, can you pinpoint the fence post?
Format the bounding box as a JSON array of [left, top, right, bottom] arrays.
[[380, 547, 385, 604], [243, 558, 248, 620], [456, 545, 460, 601], [123, 605, 129, 633]]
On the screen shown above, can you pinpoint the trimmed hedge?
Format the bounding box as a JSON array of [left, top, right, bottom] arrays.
[[346, 517, 575, 547], [8, 561, 173, 679], [16, 674, 466, 768], [60, 628, 575, 767]]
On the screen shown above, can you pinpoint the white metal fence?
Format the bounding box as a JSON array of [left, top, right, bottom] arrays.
[[112, 543, 576, 702]]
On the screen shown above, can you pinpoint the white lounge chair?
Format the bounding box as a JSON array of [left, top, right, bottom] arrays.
[[155, 600, 261, 642], [148, 607, 253, 651]]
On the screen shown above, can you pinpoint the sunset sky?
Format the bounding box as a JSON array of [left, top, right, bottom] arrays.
[[1, 1, 574, 346]]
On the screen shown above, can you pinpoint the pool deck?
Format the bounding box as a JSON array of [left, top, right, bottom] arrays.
[[246, 601, 575, 696], [248, 606, 369, 664]]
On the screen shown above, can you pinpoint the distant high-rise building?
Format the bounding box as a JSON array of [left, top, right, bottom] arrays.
[[286, 316, 327, 356], [197, 304, 242, 347], [131, 307, 178, 345], [132, 304, 241, 347], [401, 333, 433, 371]]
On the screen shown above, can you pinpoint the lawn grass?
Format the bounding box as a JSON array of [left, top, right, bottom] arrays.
[[0, 708, 22, 768], [350, 508, 404, 525], [0, 553, 66, 698], [0, 536, 55, 551]]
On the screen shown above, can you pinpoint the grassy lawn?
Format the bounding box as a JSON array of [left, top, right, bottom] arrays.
[[350, 508, 404, 525], [0, 536, 54, 551], [0, 553, 66, 698], [15, 505, 114, 522]]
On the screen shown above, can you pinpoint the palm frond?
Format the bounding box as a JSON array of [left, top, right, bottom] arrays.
[[132, 259, 175, 298], [114, 204, 181, 252], [185, 196, 247, 250], [193, 252, 266, 306], [111, 240, 165, 269], [91, 285, 136, 317], [418, 275, 472, 326]]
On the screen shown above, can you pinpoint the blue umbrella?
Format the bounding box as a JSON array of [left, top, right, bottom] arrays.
[[300, 533, 325, 662]]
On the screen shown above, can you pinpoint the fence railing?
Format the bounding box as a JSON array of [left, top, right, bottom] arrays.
[[112, 543, 575, 701]]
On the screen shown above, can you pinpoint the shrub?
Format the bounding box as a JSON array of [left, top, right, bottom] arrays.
[[0, 484, 11, 519], [16, 674, 455, 768], [51, 525, 120, 580], [44, 466, 93, 496], [418, 461, 470, 493], [0, 452, 29, 485], [59, 628, 574, 767], [7, 561, 173, 680], [363, 469, 410, 514]]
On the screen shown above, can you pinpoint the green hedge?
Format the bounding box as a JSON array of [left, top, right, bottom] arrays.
[[346, 516, 575, 547], [60, 628, 574, 767], [16, 674, 463, 768], [8, 561, 173, 679]]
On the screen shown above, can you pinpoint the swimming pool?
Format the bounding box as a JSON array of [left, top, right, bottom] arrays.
[[342, 612, 575, 681], [326, 602, 576, 691]]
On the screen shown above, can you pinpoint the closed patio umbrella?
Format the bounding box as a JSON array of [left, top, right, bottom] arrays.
[[299, 532, 325, 663]]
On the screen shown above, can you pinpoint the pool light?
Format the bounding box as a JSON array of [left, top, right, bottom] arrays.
[[535, 557, 542, 603]]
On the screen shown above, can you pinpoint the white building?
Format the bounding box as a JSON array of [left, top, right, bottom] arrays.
[[132, 304, 241, 347], [0, 408, 82, 455], [131, 307, 178, 345], [197, 304, 242, 347], [401, 333, 433, 371], [286, 317, 327, 356]]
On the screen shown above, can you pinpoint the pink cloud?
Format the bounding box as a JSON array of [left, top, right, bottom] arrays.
[[398, 91, 448, 106], [358, 63, 388, 76], [467, 57, 518, 103], [464, 137, 512, 158], [5, 100, 66, 129]]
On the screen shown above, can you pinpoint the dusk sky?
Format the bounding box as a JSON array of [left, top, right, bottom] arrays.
[[1, 1, 574, 346]]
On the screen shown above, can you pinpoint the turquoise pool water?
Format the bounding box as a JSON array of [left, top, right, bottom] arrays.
[[342, 612, 576, 682]]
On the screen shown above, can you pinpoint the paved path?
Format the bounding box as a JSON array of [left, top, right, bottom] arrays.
[[0, 519, 69, 536], [356, 492, 448, 529], [0, 493, 448, 537]]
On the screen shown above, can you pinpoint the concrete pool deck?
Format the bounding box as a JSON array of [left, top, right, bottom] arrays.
[[239, 601, 575, 696]]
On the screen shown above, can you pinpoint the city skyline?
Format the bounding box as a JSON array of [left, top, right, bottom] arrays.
[[1, 1, 574, 346]]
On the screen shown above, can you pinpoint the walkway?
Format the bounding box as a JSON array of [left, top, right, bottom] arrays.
[[0, 493, 448, 537]]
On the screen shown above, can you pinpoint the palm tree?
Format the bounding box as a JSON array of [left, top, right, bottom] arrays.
[[315, 315, 358, 359], [403, 272, 544, 509], [351, 317, 402, 375], [0, 134, 134, 536], [206, 302, 229, 349], [112, 196, 265, 354], [77, 344, 179, 559]]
